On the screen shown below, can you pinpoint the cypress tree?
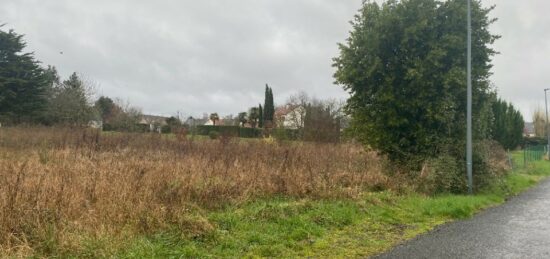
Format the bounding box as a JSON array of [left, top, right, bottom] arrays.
[[268, 87, 274, 121], [263, 85, 269, 123], [263, 84, 275, 125]]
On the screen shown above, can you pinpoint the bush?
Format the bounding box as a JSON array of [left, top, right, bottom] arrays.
[[417, 155, 465, 194], [416, 140, 509, 194]]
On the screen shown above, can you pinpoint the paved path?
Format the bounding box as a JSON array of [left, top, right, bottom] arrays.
[[376, 179, 550, 259]]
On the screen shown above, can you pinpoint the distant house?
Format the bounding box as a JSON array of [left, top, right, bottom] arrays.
[[88, 120, 103, 129], [204, 119, 224, 126], [183, 117, 203, 127], [139, 115, 168, 132], [275, 105, 306, 130], [524, 122, 535, 138]]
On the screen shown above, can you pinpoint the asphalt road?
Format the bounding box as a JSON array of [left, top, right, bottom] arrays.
[[376, 178, 550, 259]]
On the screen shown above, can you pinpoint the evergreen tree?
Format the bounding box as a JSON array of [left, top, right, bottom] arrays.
[[46, 72, 96, 125], [258, 104, 264, 128], [0, 26, 50, 123], [263, 84, 275, 126], [491, 99, 524, 150], [95, 96, 117, 123]]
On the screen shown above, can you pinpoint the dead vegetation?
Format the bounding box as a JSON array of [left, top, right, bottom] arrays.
[[0, 127, 390, 256]]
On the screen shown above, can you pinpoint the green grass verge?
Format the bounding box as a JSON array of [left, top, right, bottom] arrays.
[[53, 157, 550, 258]]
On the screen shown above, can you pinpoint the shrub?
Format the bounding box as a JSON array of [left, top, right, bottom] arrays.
[[416, 140, 509, 194], [417, 155, 465, 194]]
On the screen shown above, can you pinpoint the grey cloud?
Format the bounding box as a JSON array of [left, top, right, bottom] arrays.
[[0, 0, 546, 121]]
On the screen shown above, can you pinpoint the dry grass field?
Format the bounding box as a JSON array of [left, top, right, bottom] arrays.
[[0, 127, 393, 257]]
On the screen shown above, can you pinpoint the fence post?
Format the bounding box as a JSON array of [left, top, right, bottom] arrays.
[[507, 150, 513, 171], [523, 145, 527, 168]]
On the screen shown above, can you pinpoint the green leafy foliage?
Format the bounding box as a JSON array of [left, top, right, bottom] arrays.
[[334, 0, 498, 169]]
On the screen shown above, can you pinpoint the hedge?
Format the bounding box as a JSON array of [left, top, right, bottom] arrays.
[[272, 128, 300, 141], [239, 127, 262, 138], [195, 125, 261, 138]]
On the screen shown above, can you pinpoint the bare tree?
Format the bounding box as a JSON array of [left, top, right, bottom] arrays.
[[303, 98, 345, 143], [282, 91, 309, 130], [533, 107, 546, 138]]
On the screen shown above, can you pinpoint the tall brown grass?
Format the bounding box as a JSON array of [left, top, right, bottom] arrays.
[[0, 127, 388, 256]]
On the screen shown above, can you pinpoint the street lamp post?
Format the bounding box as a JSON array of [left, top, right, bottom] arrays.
[[544, 89, 550, 157], [466, 0, 473, 194]]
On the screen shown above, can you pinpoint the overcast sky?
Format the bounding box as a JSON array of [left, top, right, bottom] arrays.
[[0, 0, 547, 120]]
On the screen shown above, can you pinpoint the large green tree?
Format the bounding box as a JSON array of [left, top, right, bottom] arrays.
[[0, 27, 50, 123], [334, 0, 498, 164]]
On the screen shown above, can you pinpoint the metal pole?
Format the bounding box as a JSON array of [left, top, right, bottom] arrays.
[[545, 89, 550, 158], [466, 0, 473, 194]]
